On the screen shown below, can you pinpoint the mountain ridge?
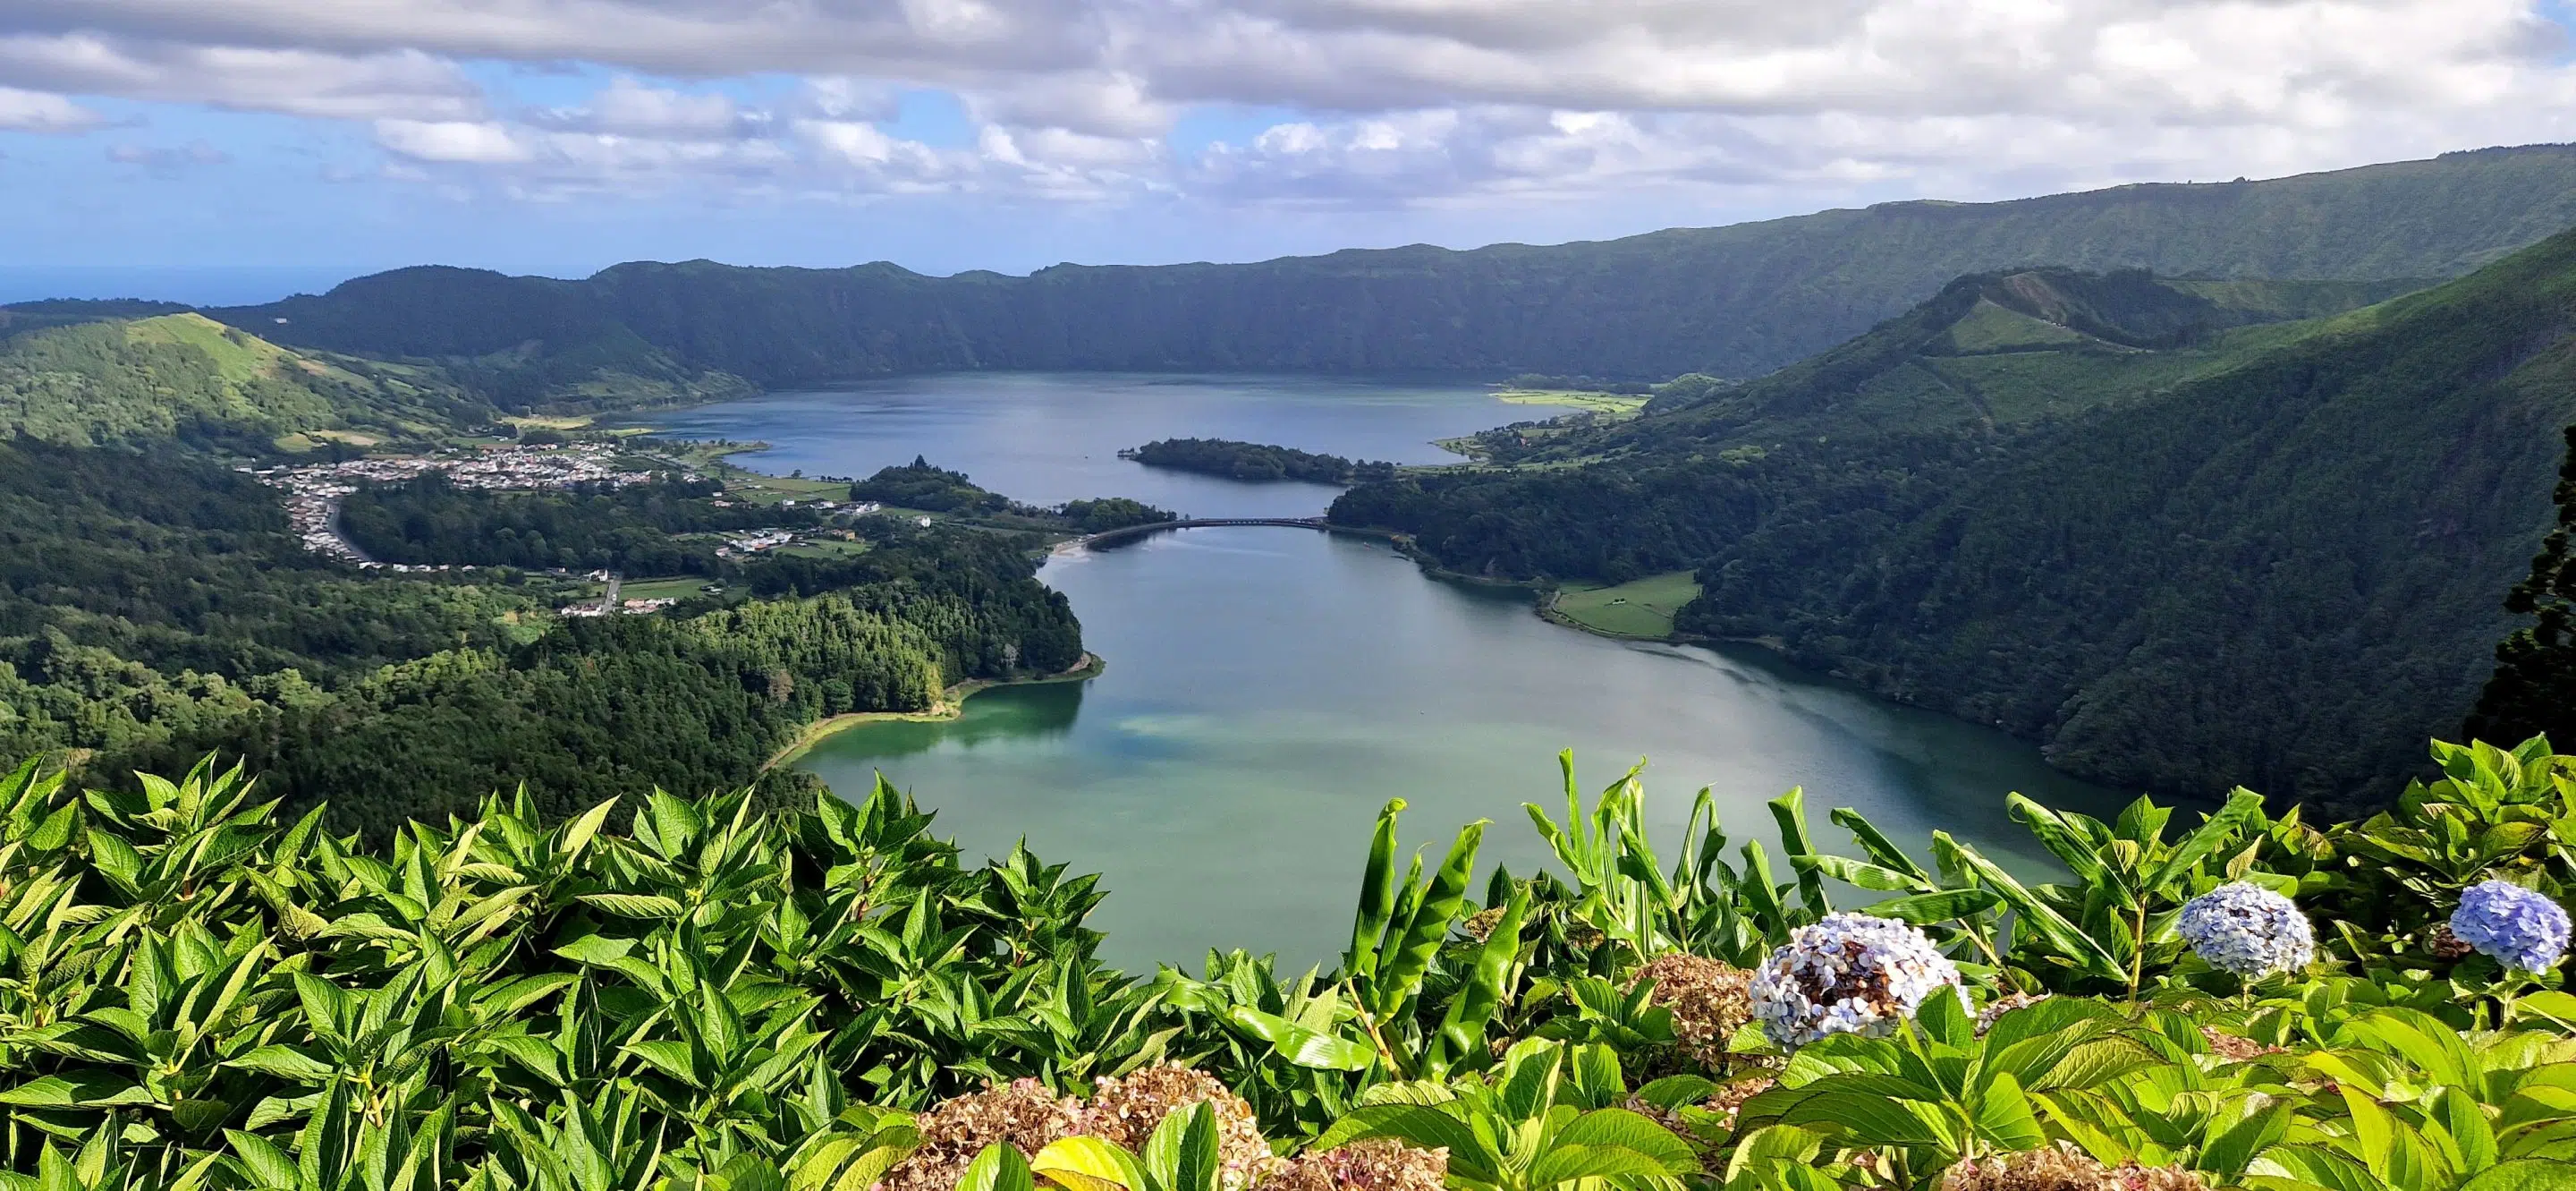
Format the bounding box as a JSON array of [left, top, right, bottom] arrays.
[[190, 143, 2576, 401]]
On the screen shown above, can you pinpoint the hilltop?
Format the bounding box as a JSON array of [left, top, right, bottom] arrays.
[[199, 144, 2576, 403], [0, 311, 487, 450], [1332, 228, 2576, 810]]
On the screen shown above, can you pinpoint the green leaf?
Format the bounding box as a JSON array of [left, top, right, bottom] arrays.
[[2145, 789, 2266, 893], [224, 1131, 298, 1190], [1031, 1138, 1146, 1191], [1429, 886, 1525, 1076], [623, 1040, 705, 1088], [1174, 1102, 1220, 1191], [1226, 1007, 1374, 1072], [1524, 1145, 1673, 1187], [1803, 855, 1929, 893], [225, 1045, 335, 1085], [959, 1144, 1036, 1191], [0, 1072, 149, 1108], [1554, 1109, 1699, 1174], [1345, 800, 1408, 980], [1860, 888, 2001, 924], [1369, 820, 1487, 1016], [2198, 1100, 2294, 1180], [2461, 1160, 2576, 1191], [1775, 1090, 1952, 1148], [577, 893, 686, 920]]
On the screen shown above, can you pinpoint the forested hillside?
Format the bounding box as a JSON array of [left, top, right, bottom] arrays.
[[206, 145, 2576, 397], [1334, 234, 2576, 812], [0, 437, 1082, 831]]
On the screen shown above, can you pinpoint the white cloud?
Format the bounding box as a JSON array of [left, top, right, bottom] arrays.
[[4, 1, 2575, 213], [0, 85, 102, 131], [376, 120, 532, 164], [0, 33, 483, 120], [535, 76, 756, 139]]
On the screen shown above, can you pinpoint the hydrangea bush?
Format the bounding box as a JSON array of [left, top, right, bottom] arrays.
[[2176, 882, 2315, 979], [2450, 880, 2572, 974], [1749, 913, 1970, 1047]]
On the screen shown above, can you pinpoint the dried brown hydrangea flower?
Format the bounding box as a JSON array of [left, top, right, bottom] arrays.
[[1258, 1139, 1447, 1191], [1629, 953, 1753, 1067], [1702, 1076, 1774, 1128], [2428, 923, 2476, 962], [1975, 991, 2050, 1036], [2198, 1025, 2284, 1062], [1081, 1066, 1279, 1190], [879, 1078, 1082, 1191], [1937, 1144, 2207, 1191]]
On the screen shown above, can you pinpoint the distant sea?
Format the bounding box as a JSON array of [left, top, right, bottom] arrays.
[[0, 266, 371, 308]]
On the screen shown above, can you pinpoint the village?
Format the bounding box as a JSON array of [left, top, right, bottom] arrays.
[[246, 441, 678, 566], [245, 441, 894, 617]]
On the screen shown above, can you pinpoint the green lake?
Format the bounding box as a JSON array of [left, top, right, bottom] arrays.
[[644, 373, 2127, 970]]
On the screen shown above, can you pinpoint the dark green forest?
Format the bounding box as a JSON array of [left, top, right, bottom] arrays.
[[1332, 234, 2576, 812], [848, 458, 1179, 531], [199, 146, 2576, 402], [1123, 438, 1398, 485], [848, 457, 1016, 515]]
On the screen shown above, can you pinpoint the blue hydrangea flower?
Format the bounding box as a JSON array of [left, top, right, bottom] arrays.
[[1749, 913, 1969, 1049], [2177, 882, 2314, 979], [2450, 880, 2572, 974]]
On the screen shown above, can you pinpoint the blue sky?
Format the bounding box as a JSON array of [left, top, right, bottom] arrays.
[[4, 1, 2575, 303]]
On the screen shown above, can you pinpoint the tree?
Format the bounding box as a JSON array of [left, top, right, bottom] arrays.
[[2467, 423, 2576, 747]]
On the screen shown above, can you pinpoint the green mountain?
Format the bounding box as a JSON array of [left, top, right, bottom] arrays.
[[0, 311, 487, 449], [1332, 230, 2576, 811], [208, 145, 2576, 400]]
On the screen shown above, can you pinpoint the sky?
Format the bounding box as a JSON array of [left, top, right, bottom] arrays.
[[4, 1, 2576, 301]]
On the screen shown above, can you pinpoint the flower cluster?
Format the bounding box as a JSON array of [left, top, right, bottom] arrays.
[[880, 1068, 1283, 1191], [1080, 1066, 1280, 1191], [1259, 1140, 1447, 1191], [1629, 952, 1754, 1066], [1937, 1142, 2207, 1191], [2176, 883, 2314, 979], [879, 1078, 1083, 1191], [2450, 880, 2572, 974], [1749, 913, 1970, 1048]]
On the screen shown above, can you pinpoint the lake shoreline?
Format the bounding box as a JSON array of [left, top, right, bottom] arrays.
[[763, 651, 1106, 770]]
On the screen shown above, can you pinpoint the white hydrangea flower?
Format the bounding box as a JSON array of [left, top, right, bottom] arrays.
[[1749, 913, 1970, 1049], [2176, 882, 2314, 979]]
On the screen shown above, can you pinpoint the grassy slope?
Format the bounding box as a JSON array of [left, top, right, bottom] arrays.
[[0, 312, 489, 449], [1578, 268, 2394, 455], [1552, 572, 1701, 637]]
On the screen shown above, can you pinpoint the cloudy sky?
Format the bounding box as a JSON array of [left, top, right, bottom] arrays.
[[4, 0, 2574, 293]]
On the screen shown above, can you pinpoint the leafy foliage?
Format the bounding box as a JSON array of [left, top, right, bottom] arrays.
[[1, 730, 2570, 1189]]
